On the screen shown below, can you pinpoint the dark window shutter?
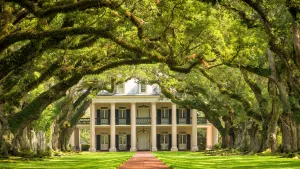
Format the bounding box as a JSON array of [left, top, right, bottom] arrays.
[[169, 109, 172, 124], [157, 109, 161, 124], [96, 135, 101, 150], [116, 135, 119, 151], [108, 110, 111, 124], [96, 109, 100, 118], [127, 135, 131, 150], [96, 110, 100, 125], [116, 109, 119, 125], [108, 135, 111, 150], [126, 109, 130, 125], [187, 109, 190, 124], [169, 134, 172, 150], [177, 134, 179, 149], [157, 134, 161, 150], [176, 109, 179, 124], [187, 134, 191, 150]]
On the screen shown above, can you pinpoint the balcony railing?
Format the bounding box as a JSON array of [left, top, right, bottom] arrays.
[[177, 117, 191, 124], [136, 117, 151, 124], [96, 118, 109, 125], [161, 118, 169, 124], [117, 118, 130, 125], [78, 118, 90, 125], [197, 117, 207, 124], [178, 118, 187, 124]]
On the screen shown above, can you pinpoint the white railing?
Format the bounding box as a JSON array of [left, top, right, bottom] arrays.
[[161, 118, 169, 124], [118, 118, 126, 124], [178, 118, 186, 124]]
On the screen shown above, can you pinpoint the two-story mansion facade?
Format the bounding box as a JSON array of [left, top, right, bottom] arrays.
[[72, 79, 218, 152]]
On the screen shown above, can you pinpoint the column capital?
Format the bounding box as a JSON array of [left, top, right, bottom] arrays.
[[171, 103, 177, 108], [151, 102, 157, 105], [130, 102, 136, 104]]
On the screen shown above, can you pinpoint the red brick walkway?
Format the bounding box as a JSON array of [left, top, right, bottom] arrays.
[[118, 152, 170, 169]]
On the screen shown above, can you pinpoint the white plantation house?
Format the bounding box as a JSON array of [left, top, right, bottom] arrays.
[[70, 79, 218, 152]]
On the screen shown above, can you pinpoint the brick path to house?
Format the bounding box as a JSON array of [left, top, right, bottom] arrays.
[[118, 152, 170, 169]]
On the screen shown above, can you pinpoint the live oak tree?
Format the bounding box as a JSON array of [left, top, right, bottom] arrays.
[[1, 0, 299, 156], [202, 0, 300, 152], [139, 64, 266, 152], [0, 0, 210, 156]]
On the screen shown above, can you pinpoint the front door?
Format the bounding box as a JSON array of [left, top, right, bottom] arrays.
[[178, 134, 187, 150], [137, 131, 150, 150], [160, 134, 169, 150], [119, 134, 127, 151], [101, 135, 109, 150]]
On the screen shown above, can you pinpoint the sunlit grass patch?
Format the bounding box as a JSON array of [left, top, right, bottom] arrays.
[[153, 151, 300, 169], [0, 152, 134, 169]]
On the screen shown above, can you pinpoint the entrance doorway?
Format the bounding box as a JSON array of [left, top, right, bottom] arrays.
[[137, 129, 150, 150], [178, 134, 187, 150], [101, 135, 109, 150], [119, 134, 127, 151], [96, 134, 109, 151]]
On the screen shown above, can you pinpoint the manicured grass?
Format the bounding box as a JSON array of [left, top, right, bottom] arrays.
[[153, 151, 300, 169], [0, 152, 134, 169]]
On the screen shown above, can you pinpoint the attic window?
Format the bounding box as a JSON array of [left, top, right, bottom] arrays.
[[152, 84, 160, 94]]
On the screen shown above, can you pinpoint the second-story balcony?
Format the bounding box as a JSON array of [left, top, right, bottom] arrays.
[[77, 117, 208, 125]]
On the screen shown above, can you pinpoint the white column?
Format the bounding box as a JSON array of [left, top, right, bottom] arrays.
[[109, 103, 117, 152], [206, 125, 213, 150], [69, 130, 75, 150], [191, 109, 198, 151], [78, 128, 81, 151], [212, 126, 219, 145], [171, 103, 178, 151], [130, 102, 137, 151], [89, 103, 96, 152], [151, 102, 157, 151]]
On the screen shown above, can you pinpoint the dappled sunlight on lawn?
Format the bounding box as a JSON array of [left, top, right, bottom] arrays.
[[153, 152, 300, 169], [0, 152, 134, 169]]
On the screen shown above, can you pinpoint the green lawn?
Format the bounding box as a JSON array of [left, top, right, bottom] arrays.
[[153, 152, 300, 169], [0, 152, 134, 169]]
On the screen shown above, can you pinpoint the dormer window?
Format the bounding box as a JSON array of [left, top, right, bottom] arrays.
[[116, 83, 124, 94], [139, 83, 147, 93], [141, 84, 146, 93]]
